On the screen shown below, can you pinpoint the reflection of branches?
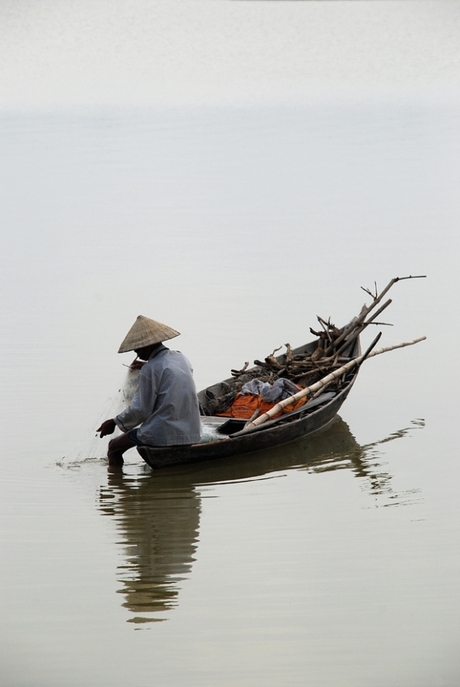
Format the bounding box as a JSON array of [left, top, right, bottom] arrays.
[[307, 418, 425, 506], [362, 417, 425, 450]]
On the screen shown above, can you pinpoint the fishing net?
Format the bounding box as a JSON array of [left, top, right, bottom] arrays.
[[60, 367, 140, 465]]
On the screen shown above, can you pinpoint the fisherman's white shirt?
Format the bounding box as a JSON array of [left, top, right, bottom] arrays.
[[114, 344, 201, 446]]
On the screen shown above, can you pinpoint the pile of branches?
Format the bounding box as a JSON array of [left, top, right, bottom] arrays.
[[232, 318, 355, 390], [203, 276, 425, 416], [231, 276, 425, 389]]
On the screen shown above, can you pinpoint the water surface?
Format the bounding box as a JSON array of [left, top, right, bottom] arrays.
[[1, 2, 459, 686]]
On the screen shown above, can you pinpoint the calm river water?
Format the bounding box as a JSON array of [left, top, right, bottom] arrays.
[[1, 2, 460, 686]]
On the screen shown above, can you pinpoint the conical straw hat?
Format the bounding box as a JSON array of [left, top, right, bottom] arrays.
[[118, 315, 180, 353]]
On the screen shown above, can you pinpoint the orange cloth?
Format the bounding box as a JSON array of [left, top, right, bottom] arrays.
[[217, 393, 307, 420]]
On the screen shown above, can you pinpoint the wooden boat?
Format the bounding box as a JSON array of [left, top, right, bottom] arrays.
[[136, 276, 426, 469], [138, 332, 361, 469]]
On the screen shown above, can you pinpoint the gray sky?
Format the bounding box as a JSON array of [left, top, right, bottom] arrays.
[[1, 0, 460, 110]]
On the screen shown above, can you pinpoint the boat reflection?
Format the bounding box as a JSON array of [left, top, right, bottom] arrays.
[[98, 416, 424, 624]]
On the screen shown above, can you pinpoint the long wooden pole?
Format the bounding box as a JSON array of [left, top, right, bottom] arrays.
[[241, 336, 426, 432]]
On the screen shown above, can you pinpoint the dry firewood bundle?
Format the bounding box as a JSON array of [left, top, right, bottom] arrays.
[[252, 342, 350, 386], [231, 275, 426, 388]]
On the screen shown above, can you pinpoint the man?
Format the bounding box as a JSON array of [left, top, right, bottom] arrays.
[[98, 315, 201, 466]]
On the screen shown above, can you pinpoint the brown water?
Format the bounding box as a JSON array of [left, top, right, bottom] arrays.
[[1, 2, 460, 685]]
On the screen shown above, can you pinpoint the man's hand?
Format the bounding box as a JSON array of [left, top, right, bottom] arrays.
[[97, 419, 116, 437]]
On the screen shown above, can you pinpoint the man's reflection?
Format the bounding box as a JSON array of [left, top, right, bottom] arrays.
[[99, 469, 201, 622], [98, 416, 423, 623]]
